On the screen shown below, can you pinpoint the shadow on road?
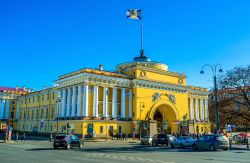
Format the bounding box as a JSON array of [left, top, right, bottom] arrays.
[[26, 148, 54, 151]]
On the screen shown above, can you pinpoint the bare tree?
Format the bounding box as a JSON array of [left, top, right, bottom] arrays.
[[209, 65, 250, 129]]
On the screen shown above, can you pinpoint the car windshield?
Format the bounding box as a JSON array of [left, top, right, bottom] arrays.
[[56, 136, 66, 139], [217, 136, 228, 141], [159, 134, 166, 138]]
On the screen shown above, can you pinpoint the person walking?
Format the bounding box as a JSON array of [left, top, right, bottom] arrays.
[[23, 132, 26, 142], [16, 132, 19, 142]]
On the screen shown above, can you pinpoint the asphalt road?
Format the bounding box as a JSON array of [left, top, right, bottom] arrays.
[[0, 140, 249, 163]]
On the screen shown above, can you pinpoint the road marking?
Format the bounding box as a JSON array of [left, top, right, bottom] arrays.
[[146, 159, 157, 162]]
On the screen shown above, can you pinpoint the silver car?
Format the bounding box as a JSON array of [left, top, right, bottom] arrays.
[[141, 136, 153, 145], [170, 136, 195, 148]]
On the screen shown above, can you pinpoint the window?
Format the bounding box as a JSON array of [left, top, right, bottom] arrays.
[[47, 94, 49, 100], [50, 124, 53, 131], [41, 109, 43, 119], [24, 99, 26, 104], [27, 110, 30, 119], [52, 93, 55, 99], [51, 108, 54, 119], [42, 95, 44, 101], [33, 97, 35, 103], [204, 136, 210, 141], [45, 109, 48, 119], [199, 136, 205, 141], [37, 96, 40, 102], [100, 126, 103, 133], [12, 101, 15, 105], [36, 109, 38, 119], [29, 98, 30, 103], [31, 110, 34, 120]]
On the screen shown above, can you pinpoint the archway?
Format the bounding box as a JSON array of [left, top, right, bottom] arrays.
[[147, 100, 180, 136]]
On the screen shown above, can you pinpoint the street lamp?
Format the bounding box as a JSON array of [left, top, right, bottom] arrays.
[[200, 64, 223, 133], [56, 95, 61, 135], [139, 102, 145, 140]]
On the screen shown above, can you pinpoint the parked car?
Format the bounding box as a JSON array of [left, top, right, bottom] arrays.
[[53, 134, 83, 150], [192, 134, 229, 151], [141, 136, 153, 145], [167, 135, 176, 143], [152, 134, 169, 146], [170, 136, 195, 148]]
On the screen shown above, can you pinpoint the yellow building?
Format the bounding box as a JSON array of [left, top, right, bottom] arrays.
[[0, 86, 26, 132], [16, 54, 210, 138]]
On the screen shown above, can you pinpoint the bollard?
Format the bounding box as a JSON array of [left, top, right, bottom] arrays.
[[247, 138, 249, 149], [229, 138, 232, 149]]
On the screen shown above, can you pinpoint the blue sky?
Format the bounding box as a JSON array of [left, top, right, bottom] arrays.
[[0, 0, 250, 91]]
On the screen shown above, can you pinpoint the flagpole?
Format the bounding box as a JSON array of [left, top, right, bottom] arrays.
[[140, 19, 144, 56]]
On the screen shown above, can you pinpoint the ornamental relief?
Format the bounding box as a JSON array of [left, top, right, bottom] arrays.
[[152, 92, 176, 104]]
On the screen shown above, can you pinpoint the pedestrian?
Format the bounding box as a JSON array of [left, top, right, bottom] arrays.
[[120, 133, 123, 141], [117, 132, 119, 140], [23, 132, 26, 142], [125, 132, 128, 141], [16, 132, 19, 142]]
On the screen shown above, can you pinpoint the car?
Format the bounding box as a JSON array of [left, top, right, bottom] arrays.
[[141, 136, 152, 145], [53, 134, 83, 150], [192, 134, 229, 151], [170, 136, 195, 148], [167, 135, 176, 143], [152, 134, 169, 146]]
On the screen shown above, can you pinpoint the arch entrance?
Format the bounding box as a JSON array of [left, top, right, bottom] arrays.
[[147, 101, 180, 136]]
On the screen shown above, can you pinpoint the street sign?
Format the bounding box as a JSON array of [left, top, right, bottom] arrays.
[[0, 124, 7, 130]]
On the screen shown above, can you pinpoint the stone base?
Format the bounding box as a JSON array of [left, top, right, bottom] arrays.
[[149, 120, 157, 137]]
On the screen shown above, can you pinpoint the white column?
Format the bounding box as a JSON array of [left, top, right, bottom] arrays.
[[71, 86, 77, 117], [189, 98, 194, 120], [57, 90, 61, 117], [93, 85, 99, 117], [112, 87, 117, 119], [205, 99, 209, 121], [200, 99, 204, 121], [83, 84, 89, 117], [66, 87, 71, 117], [61, 88, 66, 117], [128, 89, 133, 119], [77, 85, 82, 117], [195, 98, 199, 121], [121, 88, 126, 119], [16, 100, 20, 119], [0, 100, 3, 119], [4, 100, 9, 119], [103, 87, 108, 118]]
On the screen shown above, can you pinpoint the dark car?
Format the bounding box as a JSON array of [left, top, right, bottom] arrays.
[[53, 134, 83, 150], [192, 134, 229, 151], [152, 134, 169, 146]]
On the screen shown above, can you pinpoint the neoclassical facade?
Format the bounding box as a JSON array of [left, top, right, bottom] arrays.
[[16, 54, 210, 137], [0, 86, 26, 131]]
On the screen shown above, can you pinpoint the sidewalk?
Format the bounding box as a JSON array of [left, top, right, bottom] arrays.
[[230, 144, 250, 150]]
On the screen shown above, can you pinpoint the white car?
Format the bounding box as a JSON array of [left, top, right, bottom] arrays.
[[141, 136, 153, 145], [170, 136, 195, 148]]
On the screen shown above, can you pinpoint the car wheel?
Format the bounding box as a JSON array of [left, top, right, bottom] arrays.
[[192, 144, 197, 150], [180, 144, 185, 149], [66, 144, 71, 150], [171, 144, 175, 148], [54, 145, 58, 149], [209, 145, 216, 151], [223, 148, 228, 151], [155, 143, 158, 147]]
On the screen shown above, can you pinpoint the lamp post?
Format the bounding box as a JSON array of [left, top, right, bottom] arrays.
[[139, 102, 145, 140], [56, 95, 61, 135], [200, 64, 223, 133]]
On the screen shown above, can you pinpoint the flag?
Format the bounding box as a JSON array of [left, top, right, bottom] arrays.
[[126, 9, 142, 20]]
